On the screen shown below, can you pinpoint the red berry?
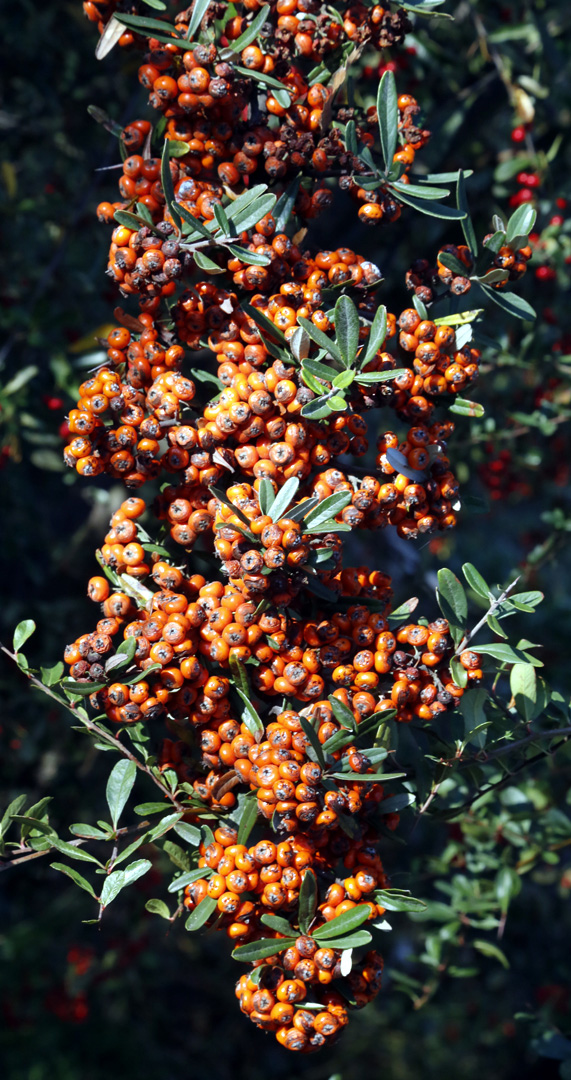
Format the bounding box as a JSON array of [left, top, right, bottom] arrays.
[[511, 126, 526, 143]]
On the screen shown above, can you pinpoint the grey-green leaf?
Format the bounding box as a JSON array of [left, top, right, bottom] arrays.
[[106, 759, 137, 830]]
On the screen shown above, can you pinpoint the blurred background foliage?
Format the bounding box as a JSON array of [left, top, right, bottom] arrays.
[[1, 1, 570, 1078]]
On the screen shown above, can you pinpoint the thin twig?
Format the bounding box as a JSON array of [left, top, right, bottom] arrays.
[[1, 643, 184, 812]]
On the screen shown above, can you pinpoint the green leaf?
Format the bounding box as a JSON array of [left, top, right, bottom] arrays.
[[268, 476, 300, 522], [475, 643, 543, 667], [377, 69, 398, 172], [260, 914, 294, 935], [106, 760, 137, 830], [258, 477, 275, 517], [328, 695, 357, 732], [12, 815, 56, 839], [237, 796, 258, 846], [161, 141, 181, 230], [241, 303, 288, 346], [1, 794, 27, 837], [299, 717, 326, 768], [456, 169, 477, 254], [495, 866, 522, 915], [232, 937, 298, 962], [61, 679, 107, 697], [356, 369, 409, 385], [334, 294, 360, 368], [449, 655, 468, 688], [462, 563, 492, 599], [393, 188, 467, 220], [213, 203, 232, 237], [100, 870, 126, 907], [4, 366, 39, 395], [316, 930, 372, 949], [459, 689, 489, 749], [329, 771, 405, 782], [229, 196, 276, 234], [298, 869, 317, 934], [113, 12, 180, 33], [193, 250, 225, 274], [506, 203, 536, 244], [51, 863, 96, 897], [391, 180, 450, 200], [133, 802, 171, 816], [361, 305, 387, 366], [13, 620, 35, 653], [375, 889, 426, 913], [145, 898, 171, 919], [236, 688, 264, 742], [172, 821, 201, 846], [473, 940, 510, 969], [297, 316, 343, 364], [168, 867, 209, 893], [272, 176, 300, 234], [312, 905, 372, 940], [290, 325, 310, 363], [333, 370, 355, 390], [437, 250, 470, 277], [229, 5, 270, 51], [163, 841, 190, 871], [387, 597, 419, 625], [40, 661, 64, 686], [69, 823, 109, 839], [177, 200, 214, 241], [302, 490, 352, 531], [105, 635, 138, 674], [232, 66, 292, 103], [300, 395, 334, 420], [377, 792, 415, 813], [386, 448, 427, 481], [51, 839, 102, 865], [187, 0, 212, 40], [436, 568, 468, 646], [510, 664, 537, 721], [480, 284, 536, 321]]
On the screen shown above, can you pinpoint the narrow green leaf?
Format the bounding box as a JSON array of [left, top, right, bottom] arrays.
[[377, 70, 398, 172], [260, 914, 294, 935], [356, 369, 409, 385], [473, 940, 510, 968], [334, 294, 360, 368], [312, 905, 372, 940], [232, 937, 298, 962], [299, 717, 326, 767], [361, 305, 387, 366], [315, 930, 372, 949], [268, 476, 300, 522], [229, 6, 270, 51], [298, 869, 317, 934], [480, 284, 536, 321], [237, 796, 259, 846], [272, 176, 300, 234], [436, 568, 468, 645], [330, 771, 405, 782], [1, 794, 27, 837], [51, 863, 96, 897], [375, 889, 426, 913], [395, 188, 467, 220], [106, 759, 137, 830], [258, 477, 275, 517], [456, 169, 477, 254], [297, 316, 343, 364], [475, 643, 543, 666], [193, 250, 225, 274], [51, 839, 102, 865], [168, 867, 209, 893], [236, 688, 264, 742], [303, 490, 352, 530], [187, 0, 212, 40], [328, 695, 357, 732], [161, 141, 181, 230], [495, 866, 521, 915], [391, 180, 450, 200]]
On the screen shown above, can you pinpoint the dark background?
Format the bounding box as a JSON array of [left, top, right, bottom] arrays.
[[1, 2, 570, 1078]]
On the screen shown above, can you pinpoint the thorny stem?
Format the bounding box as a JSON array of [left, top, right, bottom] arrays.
[[0, 643, 184, 813]]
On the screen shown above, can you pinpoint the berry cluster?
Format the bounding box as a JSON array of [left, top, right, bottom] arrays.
[[62, 0, 526, 1052]]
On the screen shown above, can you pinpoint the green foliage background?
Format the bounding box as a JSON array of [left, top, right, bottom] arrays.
[[1, 2, 570, 1079]]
